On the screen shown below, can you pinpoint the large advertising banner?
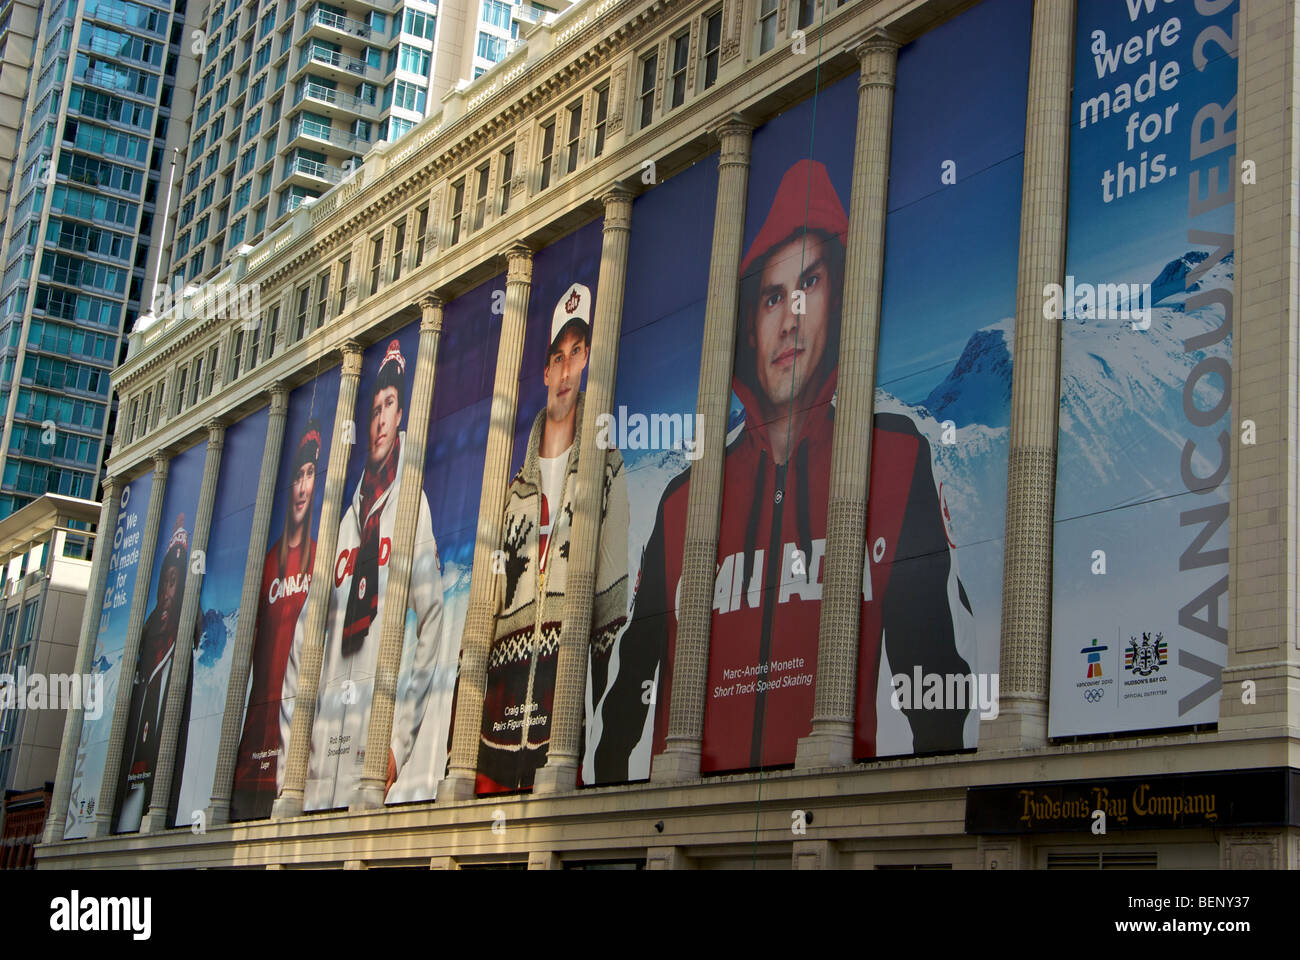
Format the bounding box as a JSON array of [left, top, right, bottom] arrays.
[[113, 438, 207, 833], [693, 77, 858, 774], [229, 366, 340, 821], [587, 158, 717, 784], [168, 407, 269, 827], [477, 218, 621, 794], [63, 472, 153, 839], [858, 0, 1031, 760], [1050, 0, 1237, 736], [389, 275, 503, 803]]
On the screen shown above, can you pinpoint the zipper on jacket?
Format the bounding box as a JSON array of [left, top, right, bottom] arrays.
[[750, 461, 787, 769]]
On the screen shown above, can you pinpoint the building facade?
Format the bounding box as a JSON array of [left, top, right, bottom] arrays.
[[0, 0, 197, 522], [165, 0, 568, 293], [37, 0, 1300, 869], [0, 495, 100, 801]]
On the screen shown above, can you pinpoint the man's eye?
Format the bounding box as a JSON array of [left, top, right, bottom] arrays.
[[764, 292, 783, 309], [801, 272, 820, 291]]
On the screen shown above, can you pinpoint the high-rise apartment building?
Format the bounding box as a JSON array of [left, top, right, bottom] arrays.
[[0, 0, 197, 522], [165, 0, 566, 292], [0, 1, 42, 207]]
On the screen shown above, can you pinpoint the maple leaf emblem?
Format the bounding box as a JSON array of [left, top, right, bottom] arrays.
[[565, 288, 581, 314]]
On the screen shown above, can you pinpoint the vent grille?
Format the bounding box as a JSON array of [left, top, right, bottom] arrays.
[[1046, 851, 1158, 870]]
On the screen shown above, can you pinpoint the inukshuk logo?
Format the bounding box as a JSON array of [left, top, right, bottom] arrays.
[[1125, 631, 1167, 677], [1081, 640, 1107, 679], [1078, 639, 1111, 703]]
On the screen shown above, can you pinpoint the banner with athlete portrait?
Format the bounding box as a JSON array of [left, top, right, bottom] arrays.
[[63, 471, 153, 839], [476, 219, 622, 795], [113, 438, 207, 833], [230, 366, 340, 821]]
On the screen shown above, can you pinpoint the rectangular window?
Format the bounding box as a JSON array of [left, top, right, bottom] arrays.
[[481, 0, 511, 30], [414, 207, 428, 264], [669, 32, 689, 109], [369, 233, 383, 294], [314, 271, 329, 329], [141, 388, 152, 432], [295, 285, 310, 339], [228, 331, 243, 380], [538, 119, 555, 190], [391, 222, 406, 281], [702, 9, 722, 89], [564, 101, 582, 175], [592, 85, 609, 158], [449, 178, 464, 244], [759, 0, 778, 53], [173, 367, 187, 415], [125, 398, 139, 442], [189, 355, 203, 406], [204, 345, 219, 395], [638, 52, 657, 129], [476, 32, 506, 62], [246, 317, 262, 370], [473, 164, 490, 231], [499, 147, 514, 214], [336, 258, 350, 314], [262, 308, 278, 360], [796, 0, 815, 29]]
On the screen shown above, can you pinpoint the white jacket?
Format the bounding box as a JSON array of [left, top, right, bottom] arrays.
[[280, 432, 445, 810]]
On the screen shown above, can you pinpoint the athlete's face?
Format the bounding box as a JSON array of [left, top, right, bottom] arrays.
[[749, 234, 834, 411], [544, 328, 587, 426], [369, 385, 402, 468], [291, 461, 316, 528], [159, 564, 180, 632]]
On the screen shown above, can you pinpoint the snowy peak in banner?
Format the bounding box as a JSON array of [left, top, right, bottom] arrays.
[[1056, 252, 1232, 515], [922, 316, 1014, 429], [1150, 250, 1234, 309]]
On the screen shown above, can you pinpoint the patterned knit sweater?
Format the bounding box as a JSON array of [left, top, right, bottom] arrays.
[[478, 391, 629, 793]]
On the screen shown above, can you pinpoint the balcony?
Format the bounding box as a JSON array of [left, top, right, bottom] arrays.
[[296, 44, 380, 84], [278, 192, 319, 218], [281, 154, 345, 187], [294, 80, 378, 120], [512, 4, 551, 26], [287, 116, 368, 153], [303, 4, 373, 42]]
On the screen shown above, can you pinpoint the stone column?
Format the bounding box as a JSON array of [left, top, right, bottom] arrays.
[[353, 294, 445, 810], [43, 475, 123, 844], [535, 185, 634, 795], [89, 452, 170, 838], [795, 34, 900, 771], [651, 117, 753, 783], [273, 340, 365, 818], [439, 244, 534, 801], [207, 383, 290, 825], [984, 0, 1073, 751], [139, 420, 226, 832], [1219, 0, 1300, 733]]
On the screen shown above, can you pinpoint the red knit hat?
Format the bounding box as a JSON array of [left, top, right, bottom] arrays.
[[740, 159, 849, 278]]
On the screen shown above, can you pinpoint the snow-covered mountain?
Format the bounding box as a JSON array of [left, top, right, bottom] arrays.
[[922, 316, 1014, 429], [1149, 251, 1234, 310], [1057, 251, 1232, 516]]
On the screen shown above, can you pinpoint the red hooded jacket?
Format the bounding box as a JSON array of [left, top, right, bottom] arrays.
[[594, 159, 971, 779]]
